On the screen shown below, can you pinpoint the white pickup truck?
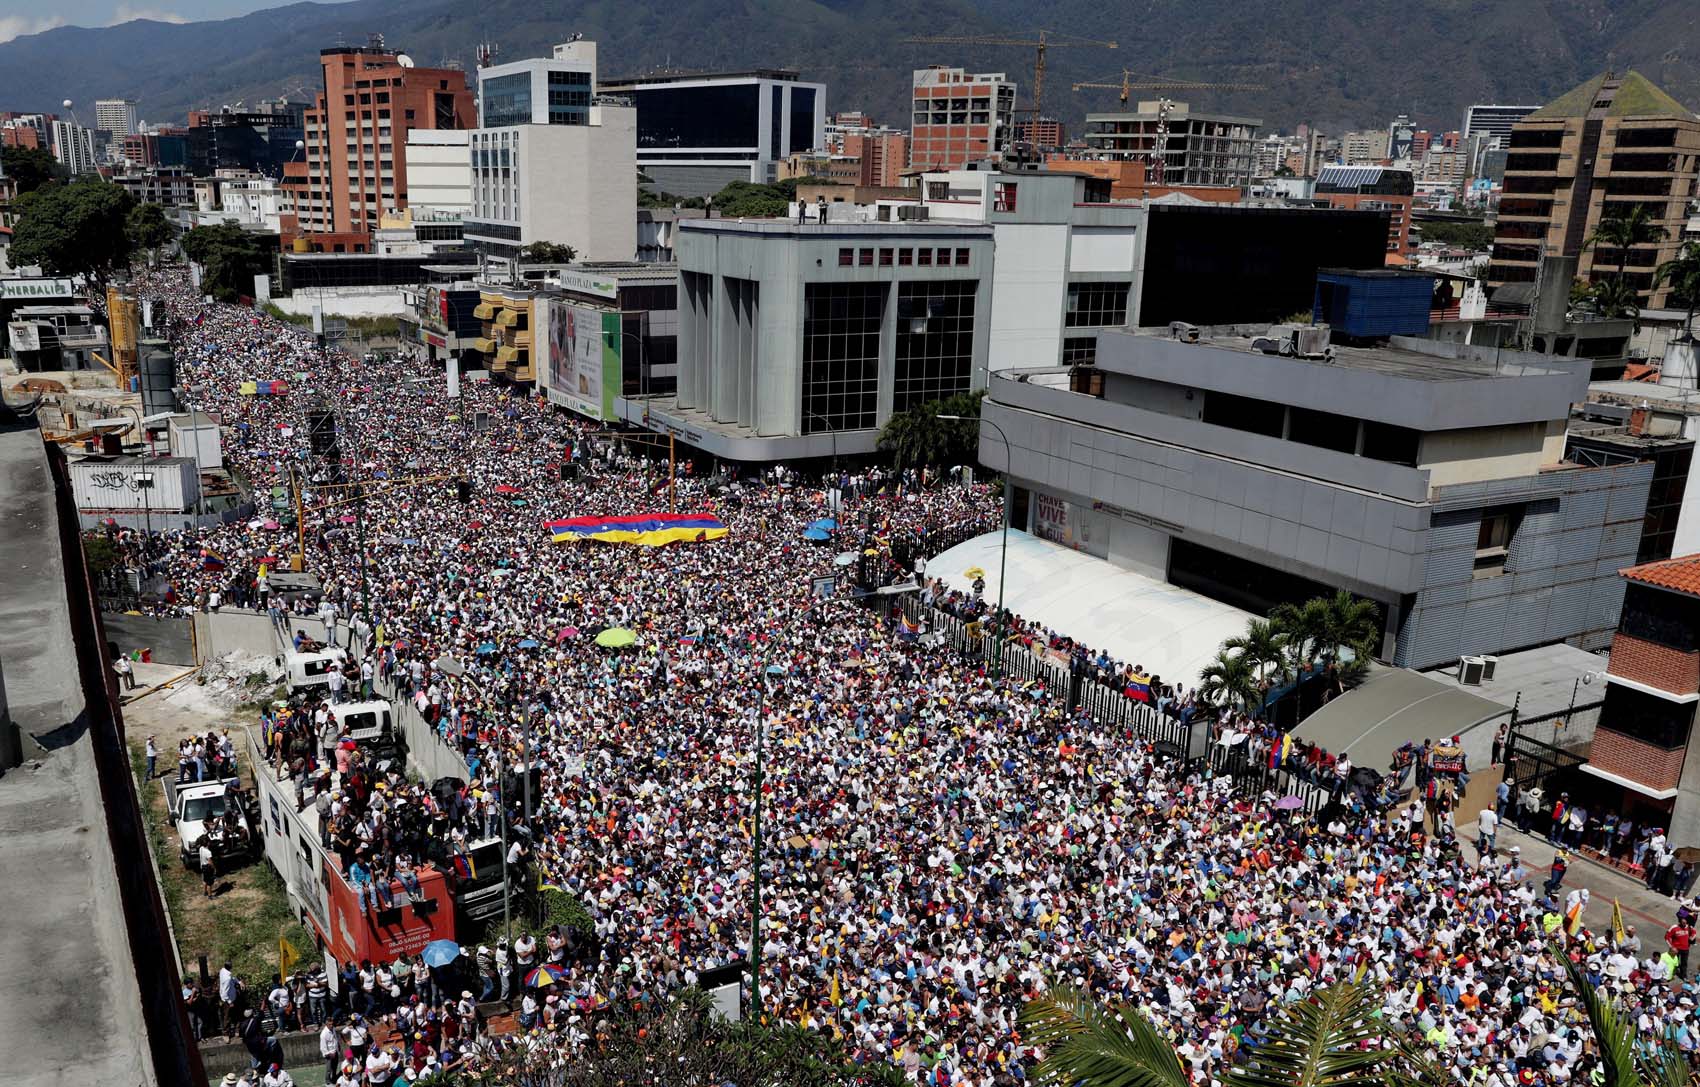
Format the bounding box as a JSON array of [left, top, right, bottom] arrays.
[[164, 777, 255, 868]]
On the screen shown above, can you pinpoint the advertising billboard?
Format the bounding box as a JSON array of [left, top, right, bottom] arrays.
[[544, 300, 622, 421]]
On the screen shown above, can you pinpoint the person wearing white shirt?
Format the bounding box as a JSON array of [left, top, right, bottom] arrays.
[[320, 1020, 339, 1084], [1478, 808, 1499, 856]]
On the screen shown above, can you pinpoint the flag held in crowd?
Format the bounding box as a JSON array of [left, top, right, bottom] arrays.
[[1128, 672, 1152, 703], [545, 513, 728, 546], [201, 550, 227, 571]]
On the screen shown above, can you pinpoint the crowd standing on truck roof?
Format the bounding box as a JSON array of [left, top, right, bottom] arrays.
[[108, 267, 1700, 1085]]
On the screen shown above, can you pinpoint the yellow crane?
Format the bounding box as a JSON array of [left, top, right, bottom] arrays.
[[901, 31, 1118, 121], [1071, 71, 1265, 185]]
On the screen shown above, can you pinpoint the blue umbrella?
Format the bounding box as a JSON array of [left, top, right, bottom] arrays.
[[517, 638, 540, 649], [808, 517, 838, 531], [765, 664, 788, 675], [422, 940, 462, 968], [476, 642, 498, 655], [802, 527, 831, 542]]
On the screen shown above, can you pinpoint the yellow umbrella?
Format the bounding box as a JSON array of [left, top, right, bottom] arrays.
[[963, 566, 986, 580], [863, 548, 880, 556]]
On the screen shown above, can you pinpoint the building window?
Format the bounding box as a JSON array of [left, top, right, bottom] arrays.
[[926, 181, 949, 201], [858, 248, 874, 266], [802, 283, 884, 433], [482, 72, 533, 127], [1062, 336, 1097, 365], [955, 248, 970, 266], [838, 248, 853, 267], [879, 248, 894, 266], [993, 181, 1018, 212], [917, 248, 933, 266], [1474, 506, 1521, 578], [898, 248, 913, 266], [1065, 282, 1131, 328], [894, 280, 977, 412]]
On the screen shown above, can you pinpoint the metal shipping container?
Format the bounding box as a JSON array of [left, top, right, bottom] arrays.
[[68, 456, 200, 513]]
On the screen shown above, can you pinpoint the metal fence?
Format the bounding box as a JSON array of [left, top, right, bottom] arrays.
[[1501, 728, 1589, 798], [1509, 699, 1601, 753], [1206, 744, 1335, 814]]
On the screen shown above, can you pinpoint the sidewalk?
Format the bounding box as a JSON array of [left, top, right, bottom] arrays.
[[1458, 806, 1684, 938], [117, 661, 197, 705]]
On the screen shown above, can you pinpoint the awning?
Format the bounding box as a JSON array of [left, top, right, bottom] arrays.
[[496, 345, 519, 363], [473, 303, 496, 319], [495, 308, 522, 328], [1292, 667, 1509, 773], [471, 337, 495, 353], [1581, 762, 1680, 801]]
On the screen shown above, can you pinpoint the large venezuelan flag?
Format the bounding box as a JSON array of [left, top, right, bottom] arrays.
[[544, 512, 729, 546], [1127, 672, 1152, 703]]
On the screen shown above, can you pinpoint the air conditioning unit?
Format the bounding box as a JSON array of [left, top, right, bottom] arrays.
[[1456, 656, 1486, 686], [897, 205, 929, 222], [1255, 323, 1336, 361], [1480, 655, 1498, 682]]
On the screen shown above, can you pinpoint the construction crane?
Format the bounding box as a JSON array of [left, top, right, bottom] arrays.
[[901, 31, 1118, 122], [1071, 71, 1265, 186]]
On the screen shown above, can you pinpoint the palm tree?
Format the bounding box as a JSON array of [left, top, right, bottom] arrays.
[[1318, 590, 1381, 665], [1199, 648, 1260, 714], [1587, 276, 1644, 321], [1269, 598, 1329, 676], [1586, 204, 1667, 309], [1653, 239, 1700, 342], [1225, 618, 1287, 687], [1023, 982, 1440, 1087], [1551, 940, 1691, 1087]]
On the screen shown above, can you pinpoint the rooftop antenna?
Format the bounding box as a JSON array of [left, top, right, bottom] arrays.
[[477, 42, 499, 69], [368, 32, 386, 52]]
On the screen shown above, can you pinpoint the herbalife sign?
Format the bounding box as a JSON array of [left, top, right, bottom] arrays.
[[0, 278, 77, 301]]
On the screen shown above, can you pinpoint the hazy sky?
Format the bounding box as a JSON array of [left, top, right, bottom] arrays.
[[0, 0, 283, 43]]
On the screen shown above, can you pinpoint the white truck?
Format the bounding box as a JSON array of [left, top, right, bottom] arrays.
[[164, 777, 256, 868], [284, 647, 349, 695], [331, 699, 405, 762]]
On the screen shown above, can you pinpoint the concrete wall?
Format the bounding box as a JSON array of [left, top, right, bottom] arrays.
[[193, 609, 331, 663], [519, 109, 637, 262], [1419, 420, 1562, 489], [987, 222, 1069, 374]]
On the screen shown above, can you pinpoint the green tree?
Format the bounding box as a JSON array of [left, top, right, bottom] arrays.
[[8, 178, 136, 285], [709, 178, 799, 218], [1022, 982, 1440, 1087], [1586, 204, 1667, 307], [1, 145, 66, 194], [517, 240, 577, 263], [1224, 617, 1288, 688], [1585, 276, 1642, 320], [1553, 939, 1693, 1087], [1653, 240, 1700, 340], [1318, 589, 1381, 664], [1416, 219, 1494, 251], [180, 221, 272, 302], [638, 188, 706, 210], [126, 202, 177, 267], [1268, 597, 1329, 675], [875, 390, 983, 470], [1198, 648, 1260, 713], [82, 533, 123, 581]]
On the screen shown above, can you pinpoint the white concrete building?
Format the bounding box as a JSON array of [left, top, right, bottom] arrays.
[[192, 173, 287, 231], [94, 98, 138, 137], [50, 121, 97, 174], [873, 169, 1146, 373], [465, 40, 636, 261], [403, 130, 472, 219]]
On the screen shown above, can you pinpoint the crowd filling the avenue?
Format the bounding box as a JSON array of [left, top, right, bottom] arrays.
[[109, 270, 1700, 1086]]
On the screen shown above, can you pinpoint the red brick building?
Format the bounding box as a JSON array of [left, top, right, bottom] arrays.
[[839, 130, 909, 188], [299, 44, 473, 243], [909, 66, 1015, 171], [1585, 554, 1700, 841]]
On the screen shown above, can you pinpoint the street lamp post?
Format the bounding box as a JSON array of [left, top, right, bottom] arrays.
[[939, 414, 1010, 676], [803, 409, 840, 513]]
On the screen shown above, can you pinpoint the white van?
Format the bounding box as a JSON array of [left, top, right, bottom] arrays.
[[332, 699, 403, 759], [284, 648, 348, 694]]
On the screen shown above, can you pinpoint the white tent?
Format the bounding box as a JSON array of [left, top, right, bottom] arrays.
[[926, 529, 1254, 686]]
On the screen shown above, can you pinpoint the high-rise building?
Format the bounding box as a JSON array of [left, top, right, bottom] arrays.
[[909, 66, 1016, 171], [1013, 117, 1065, 150], [50, 120, 97, 174], [465, 40, 636, 262], [94, 98, 138, 137], [1487, 71, 1700, 308], [839, 129, 908, 187], [186, 106, 304, 177], [299, 41, 474, 240], [1461, 104, 1540, 148], [597, 68, 825, 198], [1341, 129, 1390, 165], [1081, 101, 1261, 187], [1387, 114, 1416, 161]]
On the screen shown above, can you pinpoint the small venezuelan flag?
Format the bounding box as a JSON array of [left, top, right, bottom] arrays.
[[544, 513, 728, 547], [1128, 672, 1152, 703], [202, 550, 227, 571]]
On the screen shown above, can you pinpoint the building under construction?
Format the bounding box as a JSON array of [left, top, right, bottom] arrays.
[[1081, 100, 1263, 187]]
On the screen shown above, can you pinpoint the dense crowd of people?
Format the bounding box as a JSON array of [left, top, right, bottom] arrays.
[[115, 268, 1700, 1085]]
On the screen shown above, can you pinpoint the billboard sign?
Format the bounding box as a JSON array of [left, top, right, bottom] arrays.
[[544, 300, 622, 421], [0, 277, 76, 301]]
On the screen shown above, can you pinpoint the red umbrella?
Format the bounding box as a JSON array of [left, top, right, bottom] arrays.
[[495, 485, 521, 494]]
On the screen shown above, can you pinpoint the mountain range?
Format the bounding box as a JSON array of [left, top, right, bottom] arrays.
[[2, 0, 1699, 136]]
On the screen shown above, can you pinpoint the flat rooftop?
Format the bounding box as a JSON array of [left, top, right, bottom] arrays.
[[679, 219, 992, 237], [0, 425, 158, 1086], [1128, 325, 1585, 382]]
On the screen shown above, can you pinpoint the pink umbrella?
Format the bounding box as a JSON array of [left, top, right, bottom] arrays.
[[339, 514, 357, 524], [262, 519, 280, 530], [557, 626, 580, 642]]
